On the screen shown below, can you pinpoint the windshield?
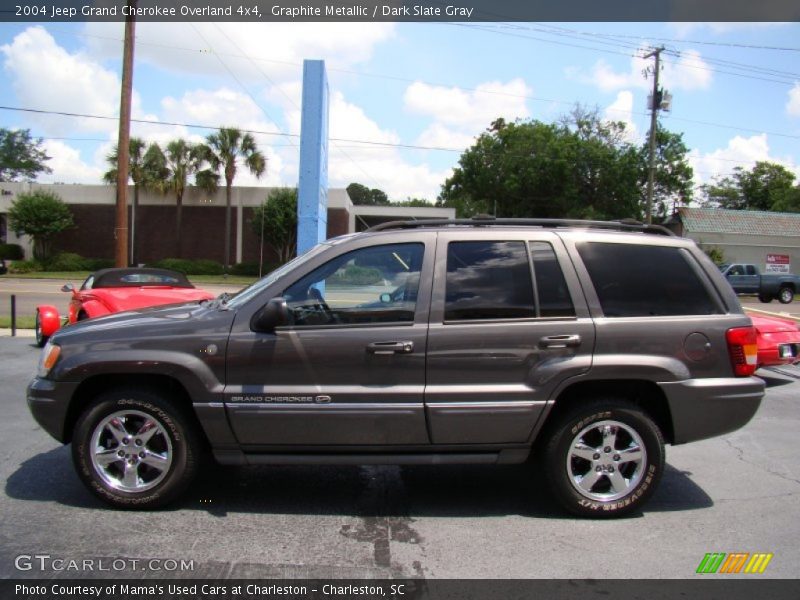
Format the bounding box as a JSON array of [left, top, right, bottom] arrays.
[[224, 243, 330, 310]]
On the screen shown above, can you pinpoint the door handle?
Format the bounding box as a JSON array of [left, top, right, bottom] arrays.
[[539, 334, 582, 349], [366, 341, 414, 355]]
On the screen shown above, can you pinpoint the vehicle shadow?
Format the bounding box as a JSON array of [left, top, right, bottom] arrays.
[[6, 448, 712, 518]]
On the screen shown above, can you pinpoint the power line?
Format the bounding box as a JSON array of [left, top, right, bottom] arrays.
[[38, 25, 796, 135], [0, 105, 467, 151]]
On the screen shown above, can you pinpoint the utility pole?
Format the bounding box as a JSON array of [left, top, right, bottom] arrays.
[[644, 46, 664, 225], [114, 0, 137, 267]]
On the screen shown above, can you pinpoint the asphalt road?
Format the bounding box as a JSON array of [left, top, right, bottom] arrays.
[[0, 336, 798, 581]]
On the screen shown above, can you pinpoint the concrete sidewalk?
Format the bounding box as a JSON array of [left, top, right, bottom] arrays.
[[0, 328, 35, 338]]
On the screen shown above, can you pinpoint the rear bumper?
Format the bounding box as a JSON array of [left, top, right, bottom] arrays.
[[659, 377, 765, 444]]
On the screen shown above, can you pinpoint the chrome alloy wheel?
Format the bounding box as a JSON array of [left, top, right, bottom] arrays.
[[89, 410, 173, 492], [566, 419, 647, 502]]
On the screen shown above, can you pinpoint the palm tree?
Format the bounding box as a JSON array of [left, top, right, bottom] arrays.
[[205, 127, 266, 271], [154, 139, 218, 257], [104, 138, 163, 265]]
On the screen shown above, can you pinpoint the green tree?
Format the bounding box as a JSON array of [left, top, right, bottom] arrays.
[[701, 161, 797, 211], [0, 128, 52, 182], [150, 139, 218, 257], [565, 109, 643, 221], [7, 190, 74, 262], [643, 125, 694, 219], [103, 137, 165, 264], [346, 183, 390, 206], [251, 188, 297, 266], [205, 128, 266, 271], [397, 198, 434, 207], [439, 116, 643, 220]]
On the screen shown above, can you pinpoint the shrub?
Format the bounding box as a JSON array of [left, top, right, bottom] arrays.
[[7, 190, 74, 262], [151, 258, 224, 275], [229, 262, 262, 277], [84, 258, 115, 271], [191, 259, 224, 276], [0, 243, 24, 260], [47, 252, 89, 271], [704, 246, 725, 266], [8, 259, 43, 274]]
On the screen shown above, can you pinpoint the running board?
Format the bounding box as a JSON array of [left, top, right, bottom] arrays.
[[213, 449, 530, 466]]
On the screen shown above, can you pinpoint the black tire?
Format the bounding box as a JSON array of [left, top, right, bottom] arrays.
[[72, 388, 201, 509], [758, 293, 773, 303], [778, 286, 794, 304], [541, 399, 664, 518], [34, 310, 48, 348]]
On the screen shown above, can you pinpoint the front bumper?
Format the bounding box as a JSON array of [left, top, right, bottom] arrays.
[[27, 377, 79, 443], [660, 377, 765, 444]]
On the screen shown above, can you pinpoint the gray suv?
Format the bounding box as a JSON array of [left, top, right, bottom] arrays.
[[27, 218, 765, 517]]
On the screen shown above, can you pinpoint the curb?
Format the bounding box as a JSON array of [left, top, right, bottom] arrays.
[[0, 328, 36, 338]]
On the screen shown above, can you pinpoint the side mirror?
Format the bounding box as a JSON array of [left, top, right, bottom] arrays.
[[379, 293, 392, 304], [61, 283, 75, 293], [251, 297, 289, 333]]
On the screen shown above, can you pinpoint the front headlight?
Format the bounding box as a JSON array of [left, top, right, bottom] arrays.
[[37, 340, 61, 378]]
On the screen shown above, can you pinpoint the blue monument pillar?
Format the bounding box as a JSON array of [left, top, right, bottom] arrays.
[[297, 60, 329, 255]]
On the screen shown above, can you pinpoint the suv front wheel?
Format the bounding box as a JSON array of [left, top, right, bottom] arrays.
[[542, 400, 665, 518], [72, 388, 201, 509]]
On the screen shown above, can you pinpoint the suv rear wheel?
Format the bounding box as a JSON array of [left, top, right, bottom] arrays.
[[72, 388, 201, 509], [542, 400, 664, 518]]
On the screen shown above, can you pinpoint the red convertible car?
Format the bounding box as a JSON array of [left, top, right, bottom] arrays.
[[749, 314, 800, 368], [35, 268, 215, 347]]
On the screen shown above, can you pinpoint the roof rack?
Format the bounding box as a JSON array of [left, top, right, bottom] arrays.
[[365, 216, 675, 236]]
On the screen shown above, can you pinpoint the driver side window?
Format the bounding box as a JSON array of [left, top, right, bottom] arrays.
[[283, 243, 424, 327]]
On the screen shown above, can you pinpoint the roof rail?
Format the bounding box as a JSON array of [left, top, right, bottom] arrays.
[[365, 216, 675, 236]]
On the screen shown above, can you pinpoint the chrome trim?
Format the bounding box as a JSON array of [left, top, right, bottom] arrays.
[[225, 402, 422, 409], [426, 401, 545, 409]]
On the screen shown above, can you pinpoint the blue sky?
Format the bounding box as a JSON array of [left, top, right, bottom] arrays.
[[1, 21, 799, 202]]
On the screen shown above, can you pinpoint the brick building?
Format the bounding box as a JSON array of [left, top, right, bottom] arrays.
[[0, 182, 454, 264]]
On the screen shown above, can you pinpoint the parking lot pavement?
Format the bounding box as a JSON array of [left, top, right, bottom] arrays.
[[1, 335, 799, 580]]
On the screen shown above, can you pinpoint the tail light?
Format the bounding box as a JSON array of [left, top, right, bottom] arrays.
[[726, 326, 758, 377]]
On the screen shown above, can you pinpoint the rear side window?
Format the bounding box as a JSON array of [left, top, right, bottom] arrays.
[[530, 242, 575, 318], [445, 241, 535, 321], [577, 242, 721, 317]]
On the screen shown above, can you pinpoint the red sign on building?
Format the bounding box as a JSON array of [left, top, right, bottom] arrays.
[[765, 253, 790, 273]]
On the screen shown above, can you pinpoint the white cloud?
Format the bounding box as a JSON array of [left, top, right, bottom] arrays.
[[415, 123, 478, 151], [669, 22, 789, 37], [266, 85, 446, 200], [1, 26, 144, 136], [37, 141, 104, 184], [579, 50, 712, 94], [787, 83, 800, 117], [82, 22, 395, 83], [689, 134, 800, 188], [604, 91, 639, 141], [404, 79, 531, 131], [401, 78, 530, 181], [2, 24, 444, 199]]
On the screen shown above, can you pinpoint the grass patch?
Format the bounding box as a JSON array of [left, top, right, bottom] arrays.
[[0, 316, 36, 329]]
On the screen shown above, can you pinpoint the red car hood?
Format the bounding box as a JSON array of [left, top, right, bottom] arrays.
[[86, 287, 214, 312]]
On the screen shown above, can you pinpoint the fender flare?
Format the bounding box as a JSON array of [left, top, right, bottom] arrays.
[[36, 305, 62, 337], [77, 299, 111, 320]]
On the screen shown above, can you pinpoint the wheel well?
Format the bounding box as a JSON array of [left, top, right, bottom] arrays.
[[547, 380, 675, 444], [63, 374, 196, 444]]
